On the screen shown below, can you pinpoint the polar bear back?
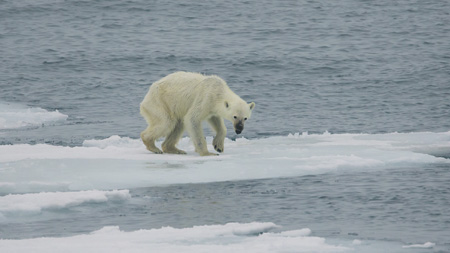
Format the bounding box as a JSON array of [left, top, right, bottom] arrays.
[[141, 72, 232, 119]]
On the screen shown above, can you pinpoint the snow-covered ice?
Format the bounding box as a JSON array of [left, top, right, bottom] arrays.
[[0, 190, 130, 215], [0, 102, 68, 130], [0, 131, 448, 252], [0, 222, 352, 253], [402, 242, 435, 249], [0, 221, 432, 253], [1, 132, 449, 194]]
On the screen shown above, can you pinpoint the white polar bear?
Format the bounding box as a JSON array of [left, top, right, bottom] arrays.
[[140, 71, 255, 156]]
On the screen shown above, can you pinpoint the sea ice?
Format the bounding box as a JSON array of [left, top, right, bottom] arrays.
[[0, 132, 449, 194], [0, 102, 68, 130], [402, 242, 435, 248], [0, 222, 351, 253], [0, 190, 130, 215], [0, 132, 447, 252]]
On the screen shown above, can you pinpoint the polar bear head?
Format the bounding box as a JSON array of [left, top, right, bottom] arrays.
[[224, 101, 255, 134]]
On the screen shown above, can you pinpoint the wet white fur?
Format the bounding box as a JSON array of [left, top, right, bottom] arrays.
[[140, 71, 255, 156]]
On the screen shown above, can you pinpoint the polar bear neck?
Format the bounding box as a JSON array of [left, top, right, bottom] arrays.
[[222, 87, 242, 101], [198, 74, 248, 120]]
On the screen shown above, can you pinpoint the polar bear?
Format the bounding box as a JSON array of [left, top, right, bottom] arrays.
[[140, 71, 255, 156]]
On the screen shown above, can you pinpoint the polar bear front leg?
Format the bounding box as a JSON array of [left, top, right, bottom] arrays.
[[208, 116, 226, 153], [186, 116, 217, 156]]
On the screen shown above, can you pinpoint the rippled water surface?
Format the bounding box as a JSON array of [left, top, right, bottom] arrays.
[[4, 166, 450, 246], [1, 0, 449, 252], [1, 0, 449, 145]]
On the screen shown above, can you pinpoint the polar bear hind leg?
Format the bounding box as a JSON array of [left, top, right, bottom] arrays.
[[140, 126, 163, 154], [161, 119, 187, 154], [140, 106, 175, 154]]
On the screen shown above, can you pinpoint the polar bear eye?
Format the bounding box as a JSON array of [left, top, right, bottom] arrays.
[[233, 116, 237, 119], [244, 118, 247, 121]]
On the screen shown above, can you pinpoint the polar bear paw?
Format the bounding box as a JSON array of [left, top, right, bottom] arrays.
[[148, 147, 163, 154], [162, 146, 187, 155], [213, 137, 225, 153], [200, 151, 219, 156]]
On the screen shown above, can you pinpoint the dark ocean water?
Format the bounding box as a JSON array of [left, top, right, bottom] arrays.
[[3, 166, 450, 247], [1, 0, 449, 145], [1, 0, 450, 251]]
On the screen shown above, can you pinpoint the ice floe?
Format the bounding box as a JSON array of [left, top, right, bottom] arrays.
[[0, 102, 67, 130], [0, 190, 130, 215], [0, 132, 449, 194], [402, 242, 435, 248], [0, 222, 352, 253]]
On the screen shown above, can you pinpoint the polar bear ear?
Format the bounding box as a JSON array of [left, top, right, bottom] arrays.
[[225, 101, 229, 108], [249, 102, 255, 110]]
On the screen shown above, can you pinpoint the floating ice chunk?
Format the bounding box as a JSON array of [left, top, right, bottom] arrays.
[[227, 222, 280, 236], [352, 239, 362, 245], [279, 228, 312, 237], [0, 190, 130, 215], [82, 135, 142, 149], [1, 132, 450, 194], [0, 102, 68, 130], [0, 223, 351, 253], [402, 242, 435, 248]]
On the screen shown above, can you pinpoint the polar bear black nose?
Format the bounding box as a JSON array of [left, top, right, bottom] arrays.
[[235, 122, 244, 134]]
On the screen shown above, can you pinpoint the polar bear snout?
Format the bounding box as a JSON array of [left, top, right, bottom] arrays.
[[235, 122, 244, 134]]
